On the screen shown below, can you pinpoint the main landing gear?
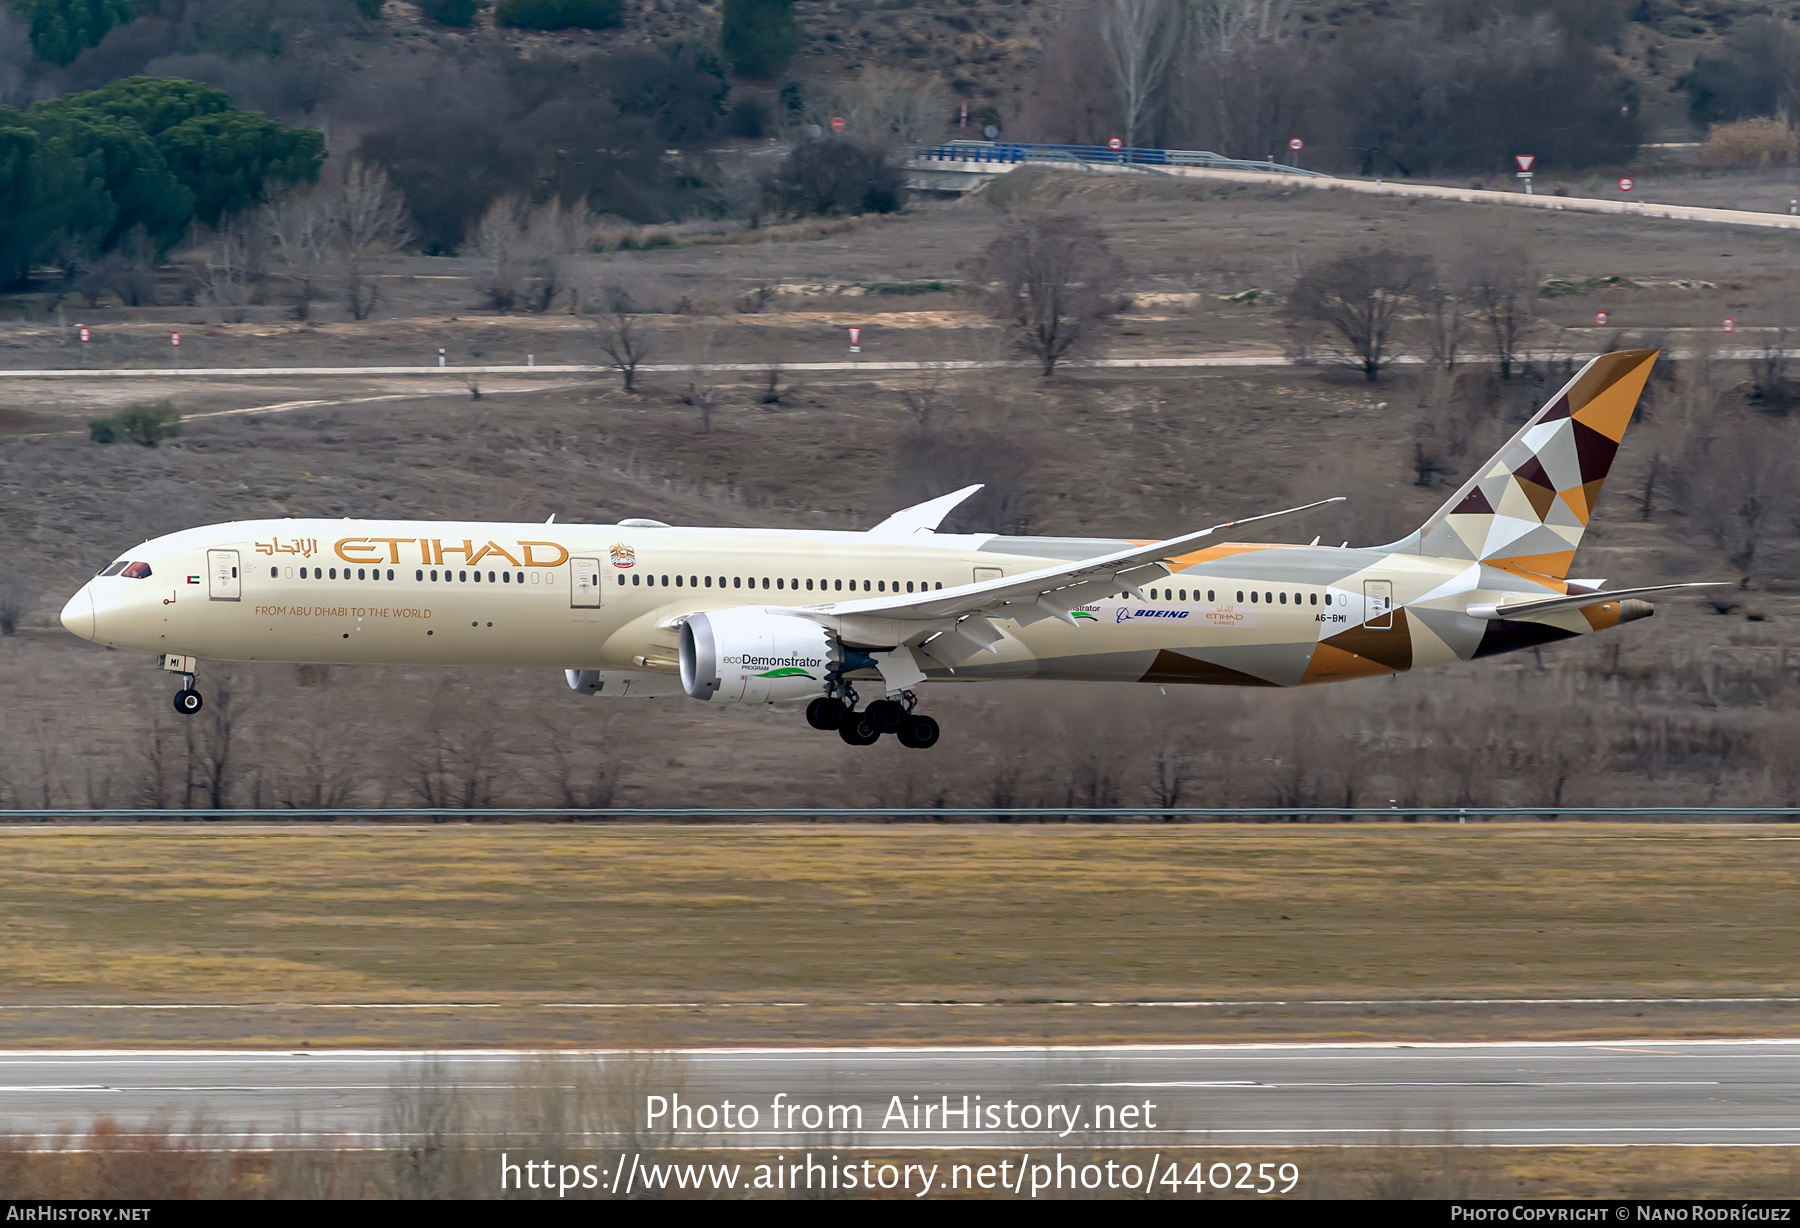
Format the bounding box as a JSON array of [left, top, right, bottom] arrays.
[[806, 689, 939, 749]]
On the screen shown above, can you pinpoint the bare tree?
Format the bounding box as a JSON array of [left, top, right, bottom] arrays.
[[827, 67, 953, 145], [333, 161, 414, 321], [0, 570, 31, 635], [1692, 418, 1798, 587], [543, 719, 617, 808], [1465, 246, 1534, 380], [1149, 733, 1193, 815], [1282, 246, 1432, 381], [1100, 0, 1186, 149], [1417, 277, 1467, 372], [898, 362, 952, 431], [261, 183, 334, 319], [1192, 0, 1294, 54], [1751, 310, 1795, 413], [759, 361, 792, 406], [594, 309, 661, 392], [968, 212, 1126, 377], [678, 326, 724, 431], [410, 713, 499, 808], [468, 196, 588, 314], [191, 221, 256, 323]]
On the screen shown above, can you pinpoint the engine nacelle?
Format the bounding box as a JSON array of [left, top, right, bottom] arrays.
[[679, 609, 832, 704]]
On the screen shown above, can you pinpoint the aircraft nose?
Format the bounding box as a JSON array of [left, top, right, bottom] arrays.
[[60, 585, 94, 642]]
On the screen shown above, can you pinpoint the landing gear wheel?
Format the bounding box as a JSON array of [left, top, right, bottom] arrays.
[[897, 713, 939, 749], [864, 699, 907, 734], [173, 688, 203, 716], [806, 696, 848, 731], [838, 712, 881, 746]]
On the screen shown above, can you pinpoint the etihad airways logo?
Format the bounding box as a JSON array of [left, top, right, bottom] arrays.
[[321, 537, 570, 567]]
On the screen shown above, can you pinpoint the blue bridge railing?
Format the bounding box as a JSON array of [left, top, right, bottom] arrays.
[[911, 141, 1326, 177]]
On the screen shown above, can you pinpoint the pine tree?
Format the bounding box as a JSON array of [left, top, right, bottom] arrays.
[[720, 0, 802, 79]]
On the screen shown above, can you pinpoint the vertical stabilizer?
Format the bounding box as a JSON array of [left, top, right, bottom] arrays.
[[1387, 349, 1658, 580]]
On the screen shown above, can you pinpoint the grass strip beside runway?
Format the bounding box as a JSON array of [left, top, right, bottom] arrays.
[[0, 824, 1795, 1047]]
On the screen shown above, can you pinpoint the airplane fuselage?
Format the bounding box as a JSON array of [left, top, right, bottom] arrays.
[[61, 516, 1639, 695]]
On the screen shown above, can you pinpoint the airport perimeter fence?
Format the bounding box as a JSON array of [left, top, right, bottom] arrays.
[[1, 807, 1798, 824]]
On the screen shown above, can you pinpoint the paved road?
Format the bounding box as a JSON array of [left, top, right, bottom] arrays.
[[909, 156, 1800, 232], [2, 1041, 1796, 1147]]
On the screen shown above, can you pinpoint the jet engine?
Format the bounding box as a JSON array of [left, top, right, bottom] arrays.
[[679, 609, 834, 704]]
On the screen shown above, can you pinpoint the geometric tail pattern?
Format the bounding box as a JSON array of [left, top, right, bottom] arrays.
[[1389, 348, 1659, 580]]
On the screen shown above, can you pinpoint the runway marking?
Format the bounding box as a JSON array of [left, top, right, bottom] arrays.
[[1070, 1081, 1724, 1089], [3, 1040, 1800, 1062]]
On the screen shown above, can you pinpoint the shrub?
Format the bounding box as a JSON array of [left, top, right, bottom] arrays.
[[493, 0, 623, 30], [727, 94, 771, 138], [419, 0, 480, 26], [90, 399, 181, 446], [761, 139, 904, 218], [1700, 118, 1799, 168]]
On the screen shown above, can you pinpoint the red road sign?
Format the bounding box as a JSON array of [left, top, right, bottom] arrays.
[[1618, 177, 1634, 192], [830, 116, 845, 133], [78, 326, 90, 343], [1514, 154, 1536, 172], [847, 326, 862, 352], [1595, 311, 1609, 327], [1288, 138, 1304, 152], [1723, 317, 1736, 333], [171, 331, 181, 347], [1108, 137, 1124, 150]]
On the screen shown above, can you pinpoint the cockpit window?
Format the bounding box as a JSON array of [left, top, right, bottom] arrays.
[[120, 561, 152, 579], [98, 562, 127, 577]]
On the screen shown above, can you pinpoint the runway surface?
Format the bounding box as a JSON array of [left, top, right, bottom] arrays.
[[2, 1041, 1797, 1148]]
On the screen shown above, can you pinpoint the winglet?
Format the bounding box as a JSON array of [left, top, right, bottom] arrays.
[[866, 485, 984, 539]]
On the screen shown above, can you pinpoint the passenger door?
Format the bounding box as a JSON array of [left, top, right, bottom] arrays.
[[570, 557, 603, 608], [1363, 579, 1394, 629], [207, 549, 240, 601]]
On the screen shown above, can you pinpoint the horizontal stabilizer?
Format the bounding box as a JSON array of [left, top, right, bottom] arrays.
[[1465, 581, 1723, 622]]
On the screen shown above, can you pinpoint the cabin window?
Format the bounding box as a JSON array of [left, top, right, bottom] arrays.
[[661, 574, 669, 586], [759, 577, 768, 589], [935, 582, 943, 589], [1208, 590, 1215, 601], [458, 570, 467, 582], [1279, 592, 1286, 604], [733, 577, 741, 588], [775, 578, 783, 589], [269, 567, 278, 579], [617, 574, 625, 585], [1309, 592, 1317, 605], [705, 576, 712, 587], [417, 570, 425, 581], [1324, 593, 1332, 606], [503, 571, 511, 583], [835, 580, 843, 591], [677, 575, 685, 587], [1265, 592, 1273, 604], [806, 579, 814, 590], [1250, 591, 1258, 603], [632, 574, 640, 586]]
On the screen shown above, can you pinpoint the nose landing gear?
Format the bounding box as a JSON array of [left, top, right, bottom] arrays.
[[162, 655, 203, 716], [172, 676, 204, 715]]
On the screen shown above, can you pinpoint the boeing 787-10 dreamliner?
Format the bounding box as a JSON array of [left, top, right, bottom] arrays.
[[61, 349, 1710, 748]]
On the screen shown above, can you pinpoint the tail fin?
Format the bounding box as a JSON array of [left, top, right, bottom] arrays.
[[1388, 349, 1658, 580]]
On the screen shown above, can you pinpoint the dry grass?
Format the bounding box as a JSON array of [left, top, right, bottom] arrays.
[[0, 825, 1794, 1047]]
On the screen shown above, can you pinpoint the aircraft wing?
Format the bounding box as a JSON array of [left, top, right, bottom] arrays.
[[777, 498, 1343, 663]]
